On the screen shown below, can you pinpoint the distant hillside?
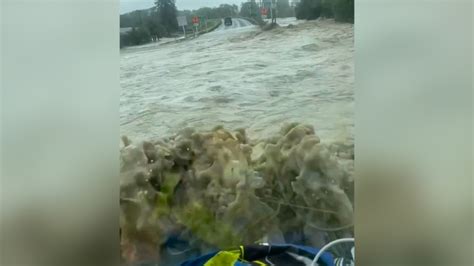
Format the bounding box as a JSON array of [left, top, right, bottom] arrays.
[[120, 3, 240, 48], [120, 4, 240, 28], [120, 7, 155, 28]]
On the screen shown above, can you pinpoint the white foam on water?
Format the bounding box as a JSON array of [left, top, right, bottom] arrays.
[[120, 18, 354, 144]]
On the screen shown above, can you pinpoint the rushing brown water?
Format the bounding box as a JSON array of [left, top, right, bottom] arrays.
[[120, 18, 354, 265], [120, 18, 354, 144]]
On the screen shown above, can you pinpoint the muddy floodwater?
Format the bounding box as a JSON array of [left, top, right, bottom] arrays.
[[120, 17, 353, 144], [120, 18, 354, 265]]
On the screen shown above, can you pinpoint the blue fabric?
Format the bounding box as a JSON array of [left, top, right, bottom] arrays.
[[233, 261, 250, 266], [179, 244, 335, 266]]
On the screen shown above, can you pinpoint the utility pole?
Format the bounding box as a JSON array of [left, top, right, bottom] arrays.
[[249, 0, 252, 18], [271, 0, 276, 25], [270, 5, 273, 24]]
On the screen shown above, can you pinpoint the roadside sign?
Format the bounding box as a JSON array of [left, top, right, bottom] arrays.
[[177, 16, 187, 38], [192, 16, 200, 26], [177, 16, 187, 27], [201, 16, 208, 31], [260, 7, 268, 16]]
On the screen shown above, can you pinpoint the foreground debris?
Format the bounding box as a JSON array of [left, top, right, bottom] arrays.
[[120, 123, 354, 264]]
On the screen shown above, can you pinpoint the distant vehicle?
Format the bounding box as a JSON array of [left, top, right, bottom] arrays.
[[224, 17, 233, 26]]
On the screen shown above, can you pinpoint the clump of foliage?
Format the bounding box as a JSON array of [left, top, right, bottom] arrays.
[[120, 27, 152, 48], [120, 2, 241, 48], [296, 0, 354, 23], [120, 124, 354, 264], [155, 0, 178, 36], [333, 0, 354, 23], [240, 0, 260, 19], [277, 0, 295, 18], [120, 0, 179, 48]]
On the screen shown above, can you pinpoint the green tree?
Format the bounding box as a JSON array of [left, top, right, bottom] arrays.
[[216, 4, 237, 17], [296, 0, 354, 22], [295, 0, 321, 20], [320, 0, 334, 18], [121, 26, 151, 47], [277, 0, 294, 18], [145, 13, 165, 42], [155, 0, 178, 36], [194, 7, 214, 19], [232, 4, 239, 15], [333, 0, 354, 23], [240, 0, 259, 19], [193, 5, 239, 20], [120, 10, 149, 28]]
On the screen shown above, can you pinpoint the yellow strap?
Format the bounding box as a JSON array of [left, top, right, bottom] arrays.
[[204, 251, 240, 266], [239, 245, 245, 259]]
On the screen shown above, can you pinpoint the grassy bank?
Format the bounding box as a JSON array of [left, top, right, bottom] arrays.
[[197, 19, 222, 34]]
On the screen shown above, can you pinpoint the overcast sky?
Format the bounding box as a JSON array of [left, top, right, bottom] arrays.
[[120, 0, 246, 14]]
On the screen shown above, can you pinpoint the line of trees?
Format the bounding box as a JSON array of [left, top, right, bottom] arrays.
[[120, 0, 178, 48], [187, 4, 239, 20], [156, 0, 178, 36], [276, 0, 295, 18], [239, 0, 294, 23], [120, 0, 354, 48], [240, 0, 259, 19], [120, 2, 242, 48], [178, 4, 239, 26], [296, 0, 354, 23]]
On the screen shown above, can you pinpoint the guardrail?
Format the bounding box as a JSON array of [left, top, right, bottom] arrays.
[[237, 16, 267, 27], [198, 19, 222, 34]]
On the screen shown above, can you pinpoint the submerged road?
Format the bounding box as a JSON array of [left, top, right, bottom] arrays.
[[120, 18, 354, 144], [214, 18, 254, 31]]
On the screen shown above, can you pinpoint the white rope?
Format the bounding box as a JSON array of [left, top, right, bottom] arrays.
[[310, 238, 355, 266]]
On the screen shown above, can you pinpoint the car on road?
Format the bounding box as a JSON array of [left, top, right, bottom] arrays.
[[224, 17, 232, 26]]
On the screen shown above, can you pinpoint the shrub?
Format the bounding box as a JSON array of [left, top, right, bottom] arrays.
[[333, 0, 354, 23], [296, 0, 354, 23]]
